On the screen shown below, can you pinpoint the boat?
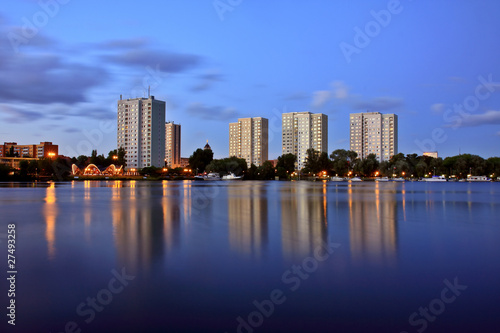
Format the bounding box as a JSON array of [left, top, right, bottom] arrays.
[[350, 177, 363, 182], [391, 177, 405, 182], [376, 177, 389, 182], [331, 176, 346, 181], [421, 175, 447, 182], [467, 176, 491, 182], [222, 173, 243, 180], [204, 172, 221, 180]]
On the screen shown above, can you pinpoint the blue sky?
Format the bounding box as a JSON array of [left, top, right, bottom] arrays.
[[1, 0, 499, 159]]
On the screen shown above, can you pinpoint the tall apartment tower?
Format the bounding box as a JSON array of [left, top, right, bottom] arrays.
[[282, 112, 328, 170], [349, 112, 398, 162], [117, 95, 166, 169], [229, 117, 268, 167], [165, 122, 181, 168]]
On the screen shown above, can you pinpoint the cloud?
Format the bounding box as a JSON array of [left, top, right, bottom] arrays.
[[0, 42, 108, 104], [332, 81, 349, 99], [311, 90, 331, 108], [284, 92, 308, 101], [97, 38, 150, 50], [185, 103, 238, 121], [64, 128, 81, 133], [431, 103, 446, 113], [0, 104, 45, 123], [456, 110, 500, 127], [191, 71, 223, 92], [103, 49, 202, 73], [353, 97, 403, 111]]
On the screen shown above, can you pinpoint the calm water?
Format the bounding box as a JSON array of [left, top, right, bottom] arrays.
[[1, 180, 499, 333]]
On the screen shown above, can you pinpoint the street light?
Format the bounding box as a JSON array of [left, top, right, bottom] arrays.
[[48, 152, 55, 158]]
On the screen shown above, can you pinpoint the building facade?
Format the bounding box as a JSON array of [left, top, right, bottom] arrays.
[[229, 117, 269, 167], [165, 122, 181, 168], [349, 112, 398, 162], [282, 112, 328, 170], [117, 96, 166, 169], [0, 142, 58, 158]]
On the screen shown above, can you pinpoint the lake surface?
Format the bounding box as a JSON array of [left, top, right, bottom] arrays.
[[1, 180, 499, 333]]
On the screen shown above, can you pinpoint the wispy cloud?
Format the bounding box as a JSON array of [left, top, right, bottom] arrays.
[[191, 71, 223, 92], [103, 49, 202, 74], [0, 104, 45, 123], [284, 92, 308, 101], [431, 103, 446, 113], [185, 103, 238, 121], [332, 81, 349, 99], [455, 110, 500, 127], [311, 90, 331, 108]]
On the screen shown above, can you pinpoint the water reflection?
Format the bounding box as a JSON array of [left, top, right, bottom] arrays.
[[111, 183, 166, 273], [348, 182, 398, 264], [281, 183, 328, 258], [44, 182, 57, 260], [227, 183, 268, 256]]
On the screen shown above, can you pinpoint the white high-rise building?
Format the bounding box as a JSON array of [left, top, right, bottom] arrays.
[[282, 112, 328, 170], [165, 122, 181, 168], [349, 112, 398, 162], [117, 95, 166, 170], [229, 117, 268, 167]]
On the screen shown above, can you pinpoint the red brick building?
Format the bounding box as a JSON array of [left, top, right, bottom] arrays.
[[0, 142, 58, 158]]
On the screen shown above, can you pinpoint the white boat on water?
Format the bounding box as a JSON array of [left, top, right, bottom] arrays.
[[222, 173, 243, 180], [204, 172, 221, 180], [195, 172, 221, 180], [350, 177, 363, 182], [422, 175, 447, 182], [376, 177, 389, 182], [331, 176, 346, 181], [392, 177, 405, 182], [467, 176, 491, 182]]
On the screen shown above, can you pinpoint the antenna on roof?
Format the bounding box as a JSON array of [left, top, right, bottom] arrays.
[[148, 86, 151, 98]]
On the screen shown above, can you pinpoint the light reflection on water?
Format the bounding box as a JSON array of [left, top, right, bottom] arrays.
[[0, 180, 499, 332]]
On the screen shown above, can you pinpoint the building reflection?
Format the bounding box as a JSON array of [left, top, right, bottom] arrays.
[[281, 182, 328, 258], [44, 182, 57, 260], [111, 182, 168, 273], [348, 182, 398, 264], [228, 183, 268, 256]]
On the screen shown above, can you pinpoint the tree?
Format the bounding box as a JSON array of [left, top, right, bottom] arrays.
[[486, 157, 500, 177], [317, 152, 332, 174], [189, 148, 213, 173], [117, 147, 126, 167], [330, 149, 355, 176], [257, 161, 276, 180], [0, 164, 11, 180], [6, 146, 18, 157], [276, 153, 297, 174], [19, 160, 29, 179], [76, 155, 88, 166], [205, 156, 247, 176], [355, 154, 379, 177], [303, 148, 319, 174]]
